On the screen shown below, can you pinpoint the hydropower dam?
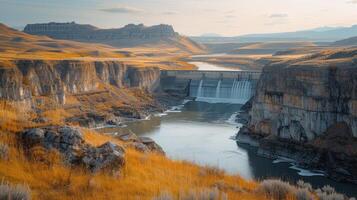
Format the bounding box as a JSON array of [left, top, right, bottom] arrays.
[[160, 70, 261, 104]]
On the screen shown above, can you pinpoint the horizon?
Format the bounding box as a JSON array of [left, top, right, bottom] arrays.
[[6, 21, 357, 38], [1, 0, 357, 37]]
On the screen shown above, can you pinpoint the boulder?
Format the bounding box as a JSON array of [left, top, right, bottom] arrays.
[[21, 126, 126, 173], [21, 128, 45, 147], [116, 131, 138, 142], [125, 142, 150, 153], [138, 137, 165, 154], [82, 142, 125, 173]]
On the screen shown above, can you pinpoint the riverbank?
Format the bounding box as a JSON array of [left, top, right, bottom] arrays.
[[96, 99, 357, 198], [2, 97, 356, 199]]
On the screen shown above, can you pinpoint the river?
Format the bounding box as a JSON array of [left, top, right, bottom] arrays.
[[189, 61, 240, 71], [99, 101, 357, 197], [189, 54, 241, 71]]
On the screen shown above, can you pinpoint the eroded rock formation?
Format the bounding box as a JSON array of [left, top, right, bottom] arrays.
[[249, 53, 357, 141], [0, 60, 160, 104], [238, 48, 357, 183]]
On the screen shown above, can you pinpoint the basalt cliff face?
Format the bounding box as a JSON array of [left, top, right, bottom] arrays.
[[238, 48, 357, 183], [0, 60, 160, 105], [250, 62, 357, 140]]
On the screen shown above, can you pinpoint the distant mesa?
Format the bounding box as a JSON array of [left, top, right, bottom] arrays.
[[23, 22, 204, 53], [199, 33, 222, 37], [24, 22, 177, 41]]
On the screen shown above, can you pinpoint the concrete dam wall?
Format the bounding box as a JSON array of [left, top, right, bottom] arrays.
[[160, 70, 261, 104]]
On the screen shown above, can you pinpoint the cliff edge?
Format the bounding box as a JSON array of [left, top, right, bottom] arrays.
[[238, 48, 357, 183]]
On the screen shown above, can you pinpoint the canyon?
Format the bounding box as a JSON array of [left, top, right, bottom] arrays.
[[1, 20, 357, 199]]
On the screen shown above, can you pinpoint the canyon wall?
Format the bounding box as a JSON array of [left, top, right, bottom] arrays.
[[0, 60, 160, 104], [248, 62, 357, 141], [239, 50, 357, 182]]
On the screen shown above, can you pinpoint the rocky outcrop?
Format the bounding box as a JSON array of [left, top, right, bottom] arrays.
[[117, 132, 165, 154], [237, 48, 357, 183], [21, 126, 125, 173], [0, 60, 160, 104]]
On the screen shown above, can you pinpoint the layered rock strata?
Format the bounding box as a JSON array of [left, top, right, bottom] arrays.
[[24, 22, 178, 41], [0, 60, 160, 104], [237, 48, 357, 183]]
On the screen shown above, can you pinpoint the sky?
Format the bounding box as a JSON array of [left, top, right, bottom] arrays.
[[0, 0, 357, 36]]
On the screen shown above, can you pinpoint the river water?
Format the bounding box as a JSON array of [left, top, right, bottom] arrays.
[[99, 101, 357, 197], [189, 61, 239, 71]]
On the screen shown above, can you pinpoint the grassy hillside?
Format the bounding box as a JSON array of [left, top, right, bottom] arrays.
[[0, 23, 196, 70], [0, 100, 261, 200], [0, 23, 127, 60]]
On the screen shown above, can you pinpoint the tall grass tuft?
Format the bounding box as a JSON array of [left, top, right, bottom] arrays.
[[295, 188, 313, 200], [315, 185, 346, 200], [296, 180, 313, 192], [0, 180, 31, 200], [153, 191, 173, 200], [256, 179, 295, 200], [179, 187, 222, 200], [0, 143, 9, 160]]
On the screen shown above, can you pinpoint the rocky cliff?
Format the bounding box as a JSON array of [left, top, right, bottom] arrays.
[[238, 48, 357, 182], [248, 49, 357, 140], [0, 60, 160, 104]]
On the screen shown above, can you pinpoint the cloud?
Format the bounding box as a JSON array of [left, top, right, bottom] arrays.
[[225, 10, 235, 14], [225, 15, 236, 18], [204, 9, 217, 12], [347, 0, 357, 3], [99, 6, 143, 13], [269, 13, 288, 18], [162, 11, 178, 15]]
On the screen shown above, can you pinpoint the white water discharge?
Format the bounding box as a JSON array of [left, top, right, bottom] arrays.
[[197, 80, 203, 97], [215, 80, 222, 98], [194, 79, 253, 104]]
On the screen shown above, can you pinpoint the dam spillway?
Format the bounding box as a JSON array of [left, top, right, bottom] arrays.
[[160, 70, 261, 104]]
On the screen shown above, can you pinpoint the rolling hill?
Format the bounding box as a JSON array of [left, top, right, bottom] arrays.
[[0, 23, 127, 60]]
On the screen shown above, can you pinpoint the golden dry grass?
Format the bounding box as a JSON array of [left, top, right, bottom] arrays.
[[0, 132, 263, 200], [0, 98, 267, 200]]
